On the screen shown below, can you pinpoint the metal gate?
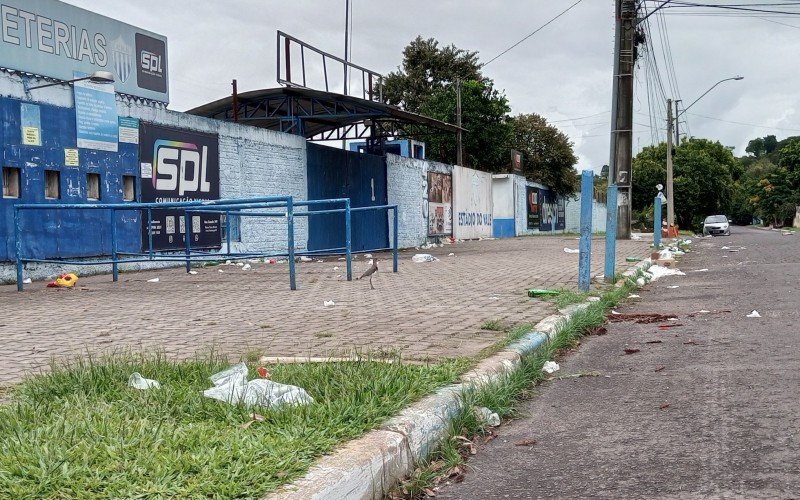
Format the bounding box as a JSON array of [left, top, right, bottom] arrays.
[[307, 143, 388, 253]]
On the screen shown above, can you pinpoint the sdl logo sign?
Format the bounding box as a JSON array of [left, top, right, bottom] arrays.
[[152, 140, 212, 195]]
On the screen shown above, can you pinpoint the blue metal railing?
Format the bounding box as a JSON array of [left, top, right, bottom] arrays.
[[13, 196, 399, 291]]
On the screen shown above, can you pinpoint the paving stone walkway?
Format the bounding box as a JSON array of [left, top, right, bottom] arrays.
[[0, 236, 651, 386]]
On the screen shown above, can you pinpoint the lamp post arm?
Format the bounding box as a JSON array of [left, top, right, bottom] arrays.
[[678, 76, 743, 118]]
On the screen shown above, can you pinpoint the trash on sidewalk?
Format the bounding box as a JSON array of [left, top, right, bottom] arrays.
[[128, 372, 161, 390], [448, 252, 455, 257], [625, 257, 642, 262], [746, 310, 761, 318], [623, 348, 640, 354], [22, 278, 32, 284], [631, 234, 643, 240], [587, 296, 601, 302], [203, 362, 314, 409], [542, 361, 560, 374], [475, 406, 501, 427], [147, 277, 160, 283], [667, 285, 679, 289], [364, 254, 373, 259], [218, 269, 224, 273], [628, 294, 641, 298], [528, 289, 560, 297], [514, 439, 537, 447], [46, 273, 79, 288], [188, 270, 199, 275], [692, 268, 709, 273], [241, 263, 251, 271], [411, 254, 438, 263], [323, 300, 335, 307], [609, 313, 679, 324], [563, 247, 579, 254], [300, 256, 313, 262], [646, 265, 686, 281]]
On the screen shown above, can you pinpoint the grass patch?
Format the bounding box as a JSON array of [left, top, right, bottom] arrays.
[[393, 277, 639, 498], [479, 319, 507, 332], [0, 352, 468, 498]]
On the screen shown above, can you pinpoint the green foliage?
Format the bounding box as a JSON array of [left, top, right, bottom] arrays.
[[741, 138, 800, 226], [0, 352, 465, 498], [632, 138, 737, 230], [420, 79, 512, 170], [510, 113, 579, 196], [383, 36, 484, 113], [383, 37, 580, 193]]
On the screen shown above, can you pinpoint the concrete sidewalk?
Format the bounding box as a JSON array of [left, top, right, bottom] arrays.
[[0, 236, 650, 386]]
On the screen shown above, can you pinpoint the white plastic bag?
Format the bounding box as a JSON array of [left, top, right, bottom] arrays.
[[128, 372, 161, 390], [542, 361, 560, 374], [475, 406, 500, 427], [411, 254, 438, 263], [203, 362, 314, 409]]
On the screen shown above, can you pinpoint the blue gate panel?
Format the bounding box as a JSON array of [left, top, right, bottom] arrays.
[[307, 143, 388, 253], [0, 97, 140, 261], [492, 218, 515, 238]]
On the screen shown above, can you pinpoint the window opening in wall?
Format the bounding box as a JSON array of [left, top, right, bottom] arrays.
[[2, 167, 21, 198], [87, 173, 101, 201], [220, 213, 241, 243], [44, 170, 60, 199], [123, 175, 136, 201]]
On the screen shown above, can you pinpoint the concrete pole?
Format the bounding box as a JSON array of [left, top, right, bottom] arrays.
[[666, 99, 675, 230], [604, 184, 619, 283]]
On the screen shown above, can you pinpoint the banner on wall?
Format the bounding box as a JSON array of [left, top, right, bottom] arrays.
[[453, 165, 493, 240], [139, 123, 220, 251], [526, 186, 540, 229], [538, 188, 566, 232], [0, 0, 169, 102], [427, 171, 453, 236]]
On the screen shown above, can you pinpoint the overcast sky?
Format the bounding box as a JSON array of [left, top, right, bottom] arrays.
[[65, 0, 800, 172]]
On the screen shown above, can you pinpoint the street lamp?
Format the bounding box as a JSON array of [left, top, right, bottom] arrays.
[[25, 71, 115, 91], [666, 75, 744, 230]]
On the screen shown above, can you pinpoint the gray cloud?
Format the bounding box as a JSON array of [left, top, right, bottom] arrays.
[[65, 0, 800, 169]]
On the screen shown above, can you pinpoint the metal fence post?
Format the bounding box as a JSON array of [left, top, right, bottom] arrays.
[[184, 212, 192, 273], [14, 207, 24, 291], [578, 170, 594, 292], [147, 208, 154, 259], [345, 199, 352, 281], [287, 197, 297, 290], [226, 210, 232, 256], [111, 208, 119, 282], [604, 184, 619, 283], [654, 195, 663, 248], [392, 206, 398, 273]]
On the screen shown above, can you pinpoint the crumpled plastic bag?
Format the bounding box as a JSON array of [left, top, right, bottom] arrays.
[[47, 273, 78, 288], [411, 254, 438, 263], [203, 362, 313, 409], [542, 361, 560, 374], [475, 406, 501, 427], [128, 372, 161, 390]]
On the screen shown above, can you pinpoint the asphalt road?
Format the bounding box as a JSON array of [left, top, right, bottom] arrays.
[[437, 226, 800, 499]]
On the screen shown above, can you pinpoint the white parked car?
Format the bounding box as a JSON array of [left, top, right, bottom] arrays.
[[703, 215, 731, 236]]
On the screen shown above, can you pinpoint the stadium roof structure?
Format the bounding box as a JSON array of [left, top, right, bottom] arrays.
[[186, 86, 463, 141]]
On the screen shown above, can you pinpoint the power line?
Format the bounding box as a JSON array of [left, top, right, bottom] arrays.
[[685, 112, 800, 132], [484, 0, 584, 66], [548, 110, 611, 122]]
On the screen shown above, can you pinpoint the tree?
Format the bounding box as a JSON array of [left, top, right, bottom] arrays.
[[382, 36, 485, 113], [420, 79, 512, 170], [509, 113, 579, 196], [745, 137, 765, 158], [632, 138, 737, 230]]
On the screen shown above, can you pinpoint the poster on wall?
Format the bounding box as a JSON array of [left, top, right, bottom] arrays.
[[538, 188, 566, 232], [427, 172, 453, 235], [139, 123, 220, 251], [74, 73, 119, 152], [526, 187, 540, 229], [452, 165, 493, 240]]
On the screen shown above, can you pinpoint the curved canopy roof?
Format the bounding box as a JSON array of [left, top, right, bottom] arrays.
[[186, 86, 462, 141]]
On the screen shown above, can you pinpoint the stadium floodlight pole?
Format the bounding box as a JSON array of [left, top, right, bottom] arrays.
[[666, 75, 743, 229], [25, 71, 115, 91]]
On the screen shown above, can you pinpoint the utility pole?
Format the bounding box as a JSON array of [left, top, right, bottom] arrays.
[[609, 0, 636, 239], [674, 99, 681, 145], [666, 98, 675, 230], [456, 78, 463, 166]]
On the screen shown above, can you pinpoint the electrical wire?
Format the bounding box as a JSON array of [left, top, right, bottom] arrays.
[[484, 0, 584, 66]]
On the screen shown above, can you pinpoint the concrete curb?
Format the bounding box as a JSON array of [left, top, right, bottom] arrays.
[[267, 262, 651, 500]]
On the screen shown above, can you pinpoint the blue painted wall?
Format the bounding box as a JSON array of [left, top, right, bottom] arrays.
[[0, 97, 140, 261], [492, 218, 515, 238]]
